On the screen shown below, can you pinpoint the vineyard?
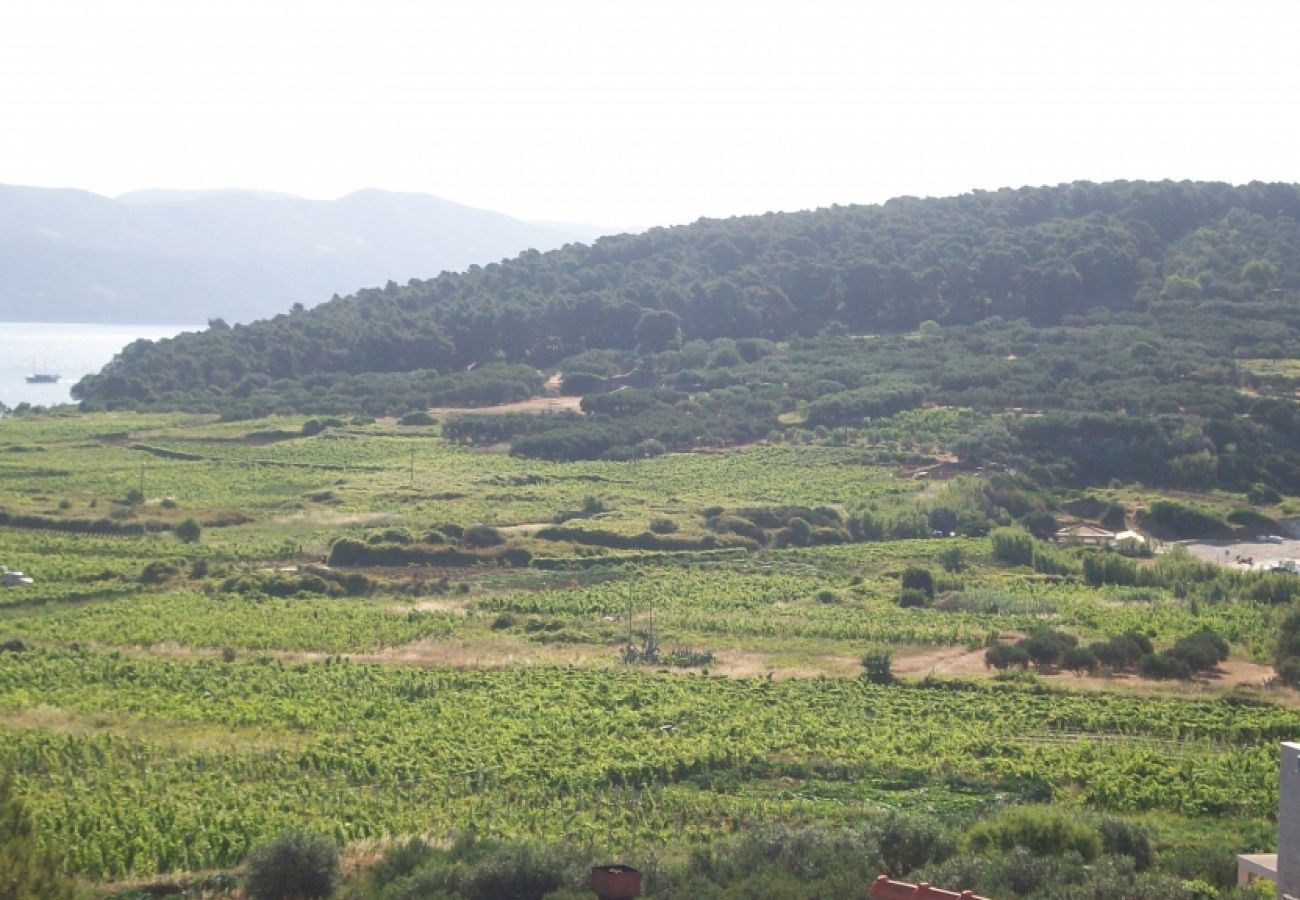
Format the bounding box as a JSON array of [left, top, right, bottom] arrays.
[[0, 410, 1297, 892], [1, 650, 1295, 878]]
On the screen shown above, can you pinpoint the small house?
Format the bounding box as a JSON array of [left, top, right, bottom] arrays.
[[1053, 523, 1116, 546]]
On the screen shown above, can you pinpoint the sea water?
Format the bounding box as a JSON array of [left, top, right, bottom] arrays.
[[0, 322, 201, 409]]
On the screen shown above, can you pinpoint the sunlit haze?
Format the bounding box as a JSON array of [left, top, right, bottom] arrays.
[[2, 0, 1297, 228]]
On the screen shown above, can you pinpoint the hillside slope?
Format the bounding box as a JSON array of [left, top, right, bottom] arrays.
[[77, 179, 1300, 392], [0, 185, 604, 324], [71, 180, 1300, 492]]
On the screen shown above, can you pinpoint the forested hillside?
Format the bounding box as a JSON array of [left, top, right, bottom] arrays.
[[73, 180, 1300, 491]]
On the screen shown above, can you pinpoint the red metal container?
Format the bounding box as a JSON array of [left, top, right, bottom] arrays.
[[591, 864, 642, 899]]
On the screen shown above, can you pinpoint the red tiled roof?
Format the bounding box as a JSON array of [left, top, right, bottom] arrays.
[[867, 875, 989, 899]]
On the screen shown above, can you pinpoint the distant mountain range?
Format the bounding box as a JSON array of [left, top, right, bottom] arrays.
[[0, 185, 609, 324]]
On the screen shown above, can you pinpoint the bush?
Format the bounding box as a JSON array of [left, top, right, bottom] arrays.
[[938, 544, 967, 573], [1022, 628, 1076, 670], [786, 516, 812, 546], [862, 648, 894, 684], [991, 527, 1036, 567], [964, 806, 1101, 862], [1022, 510, 1059, 540], [1090, 632, 1152, 671], [985, 643, 1031, 670], [1248, 482, 1282, 505], [899, 588, 930, 609], [1139, 499, 1228, 539], [459, 842, 572, 900], [1138, 652, 1192, 680], [1061, 645, 1098, 675], [398, 410, 436, 426], [463, 524, 504, 548], [901, 566, 935, 600], [174, 517, 202, 543], [140, 560, 181, 584], [1166, 629, 1229, 673], [1098, 817, 1152, 871], [242, 830, 340, 900], [648, 517, 679, 534]]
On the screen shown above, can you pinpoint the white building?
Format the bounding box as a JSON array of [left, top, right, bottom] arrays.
[[1238, 741, 1300, 897]]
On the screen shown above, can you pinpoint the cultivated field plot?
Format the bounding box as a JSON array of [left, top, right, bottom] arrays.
[[0, 411, 1297, 889], [1, 651, 1295, 879]]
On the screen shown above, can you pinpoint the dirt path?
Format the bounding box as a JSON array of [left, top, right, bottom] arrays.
[[426, 395, 581, 417], [893, 644, 1282, 697], [100, 636, 1295, 705]]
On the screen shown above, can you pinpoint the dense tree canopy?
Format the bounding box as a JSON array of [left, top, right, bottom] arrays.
[[69, 179, 1300, 489]]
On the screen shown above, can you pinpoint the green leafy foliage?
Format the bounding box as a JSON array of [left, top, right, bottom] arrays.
[[0, 772, 74, 899], [964, 806, 1102, 861], [243, 830, 340, 900]]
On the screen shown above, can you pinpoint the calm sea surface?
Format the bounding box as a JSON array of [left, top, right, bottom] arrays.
[[0, 322, 201, 409]]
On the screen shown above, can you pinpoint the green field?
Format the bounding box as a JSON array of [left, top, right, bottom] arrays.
[[0, 410, 1295, 896]]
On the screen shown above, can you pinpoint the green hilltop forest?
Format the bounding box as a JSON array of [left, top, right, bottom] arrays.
[[72, 180, 1300, 493]]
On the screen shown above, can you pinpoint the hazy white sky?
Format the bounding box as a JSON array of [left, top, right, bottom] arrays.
[[1, 0, 1297, 228]]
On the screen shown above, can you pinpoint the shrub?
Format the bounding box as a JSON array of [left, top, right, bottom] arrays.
[[938, 544, 967, 573], [1090, 632, 1152, 671], [900, 566, 936, 600], [398, 410, 436, 426], [1022, 510, 1059, 540], [242, 830, 340, 900], [985, 642, 1031, 671], [1166, 629, 1229, 673], [463, 524, 504, 548], [964, 806, 1101, 861], [1248, 482, 1282, 505], [898, 588, 929, 609], [1022, 629, 1076, 670], [709, 515, 767, 544], [560, 371, 605, 395], [1139, 499, 1228, 539], [459, 842, 572, 900], [1138, 652, 1192, 680], [174, 518, 202, 543], [648, 517, 679, 534], [1061, 645, 1098, 675], [991, 527, 1036, 567], [1098, 818, 1152, 871], [786, 516, 812, 546], [862, 648, 894, 685], [140, 560, 181, 584]]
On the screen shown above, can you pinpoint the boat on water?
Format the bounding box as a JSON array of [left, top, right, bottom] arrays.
[[25, 372, 59, 384]]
